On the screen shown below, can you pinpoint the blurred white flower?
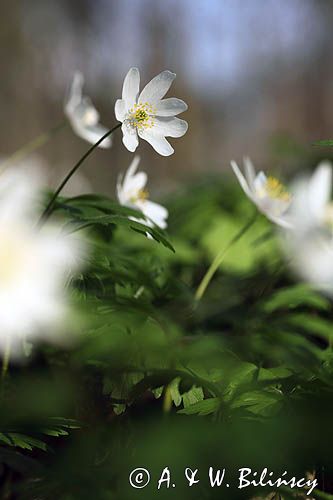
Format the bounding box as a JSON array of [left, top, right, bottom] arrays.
[[230, 157, 293, 228], [117, 155, 168, 230], [281, 161, 333, 295], [0, 168, 84, 357], [115, 67, 188, 156], [65, 72, 111, 148]]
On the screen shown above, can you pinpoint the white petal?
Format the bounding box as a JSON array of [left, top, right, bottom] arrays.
[[138, 130, 174, 156], [115, 99, 127, 122], [68, 99, 99, 128], [0, 168, 41, 224], [139, 70, 176, 104], [121, 123, 139, 152], [155, 98, 188, 116], [65, 73, 110, 148], [243, 157, 256, 188], [308, 161, 332, 219], [266, 213, 293, 229], [153, 117, 188, 138], [80, 98, 100, 124], [281, 227, 333, 295], [71, 122, 111, 148], [124, 155, 141, 180], [122, 67, 140, 110], [140, 200, 168, 229], [124, 172, 147, 193], [122, 156, 147, 194], [256, 196, 292, 226], [230, 161, 253, 200], [253, 171, 268, 194], [64, 72, 84, 115]]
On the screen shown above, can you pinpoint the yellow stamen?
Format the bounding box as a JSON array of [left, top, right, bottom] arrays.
[[128, 102, 156, 131], [130, 189, 149, 204], [138, 189, 149, 201], [264, 176, 291, 202]]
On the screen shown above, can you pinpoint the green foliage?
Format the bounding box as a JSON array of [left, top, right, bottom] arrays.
[[55, 194, 175, 251], [2, 176, 333, 498]]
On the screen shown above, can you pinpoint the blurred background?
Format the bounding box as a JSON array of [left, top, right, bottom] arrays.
[[1, 0, 333, 195]]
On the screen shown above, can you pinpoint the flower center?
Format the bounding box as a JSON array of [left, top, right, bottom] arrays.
[[135, 109, 148, 123], [128, 102, 156, 131], [130, 189, 149, 204], [260, 176, 291, 202]]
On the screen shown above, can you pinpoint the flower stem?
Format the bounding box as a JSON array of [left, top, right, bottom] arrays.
[[1, 338, 11, 382], [37, 123, 121, 228], [0, 120, 67, 171], [163, 384, 173, 413], [194, 211, 258, 302]]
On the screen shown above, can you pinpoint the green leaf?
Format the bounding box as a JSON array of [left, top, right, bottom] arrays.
[[66, 215, 174, 252], [178, 398, 220, 416], [55, 194, 175, 252], [231, 389, 283, 417], [168, 378, 205, 408], [263, 284, 330, 313], [287, 313, 333, 342], [0, 433, 47, 452], [182, 386, 204, 408]]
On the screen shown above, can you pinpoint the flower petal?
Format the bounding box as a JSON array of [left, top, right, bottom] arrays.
[[230, 161, 254, 200], [257, 196, 292, 227], [138, 130, 174, 156], [122, 67, 140, 110], [124, 155, 141, 180], [115, 99, 127, 122], [122, 156, 147, 193], [155, 98, 188, 116], [153, 117, 188, 138], [140, 200, 168, 229], [65, 73, 110, 148], [243, 157, 256, 189], [253, 171, 268, 195], [64, 72, 84, 115], [71, 122, 111, 148], [121, 124, 139, 152], [266, 213, 293, 229], [139, 70, 176, 104], [308, 161, 332, 220]]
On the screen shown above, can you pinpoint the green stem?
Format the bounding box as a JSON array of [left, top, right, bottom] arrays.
[[37, 123, 121, 228], [0, 120, 67, 171], [162, 384, 173, 413], [195, 211, 258, 302], [1, 337, 11, 381]]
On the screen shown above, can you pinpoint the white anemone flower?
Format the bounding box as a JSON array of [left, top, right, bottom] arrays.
[[115, 67, 188, 156], [0, 168, 84, 357], [281, 161, 333, 295], [65, 72, 111, 148], [117, 155, 168, 230], [230, 157, 293, 228]]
